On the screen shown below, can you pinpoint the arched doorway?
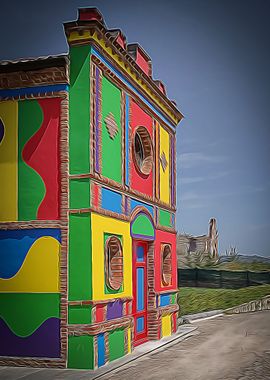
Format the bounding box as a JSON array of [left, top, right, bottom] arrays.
[[130, 209, 155, 346]]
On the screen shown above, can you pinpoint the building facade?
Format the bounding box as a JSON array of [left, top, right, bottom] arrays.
[[0, 8, 183, 370]]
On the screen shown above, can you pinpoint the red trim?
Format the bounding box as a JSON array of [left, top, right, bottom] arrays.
[[132, 240, 148, 346], [154, 230, 177, 292]]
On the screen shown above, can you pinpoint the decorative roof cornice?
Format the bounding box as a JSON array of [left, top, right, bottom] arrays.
[[64, 9, 183, 127]]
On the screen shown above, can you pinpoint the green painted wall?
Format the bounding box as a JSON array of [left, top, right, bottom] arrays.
[[18, 100, 45, 220], [0, 293, 59, 337], [171, 293, 176, 304], [69, 45, 91, 174], [68, 305, 92, 324], [69, 178, 90, 209], [108, 329, 125, 361], [68, 335, 94, 369], [69, 213, 92, 300], [101, 76, 122, 183], [131, 214, 154, 237], [159, 209, 172, 227]]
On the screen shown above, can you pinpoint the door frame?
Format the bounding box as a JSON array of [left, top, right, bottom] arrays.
[[132, 240, 148, 346]]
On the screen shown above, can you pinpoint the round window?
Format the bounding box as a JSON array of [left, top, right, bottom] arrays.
[[105, 236, 123, 291], [162, 244, 172, 286], [133, 126, 153, 176]]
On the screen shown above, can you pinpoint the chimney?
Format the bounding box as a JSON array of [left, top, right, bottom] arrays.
[[78, 8, 105, 24], [127, 44, 152, 77]]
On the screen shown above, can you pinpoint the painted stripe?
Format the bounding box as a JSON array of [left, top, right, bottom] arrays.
[[101, 187, 122, 214], [0, 84, 69, 99], [160, 294, 171, 307], [0, 101, 18, 221], [136, 316, 144, 333], [127, 328, 131, 353], [97, 333, 106, 367], [91, 48, 175, 130], [125, 94, 129, 185], [130, 199, 154, 217], [95, 66, 100, 172], [136, 267, 144, 312]]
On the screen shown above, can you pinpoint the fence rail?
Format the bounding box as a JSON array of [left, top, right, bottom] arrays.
[[178, 268, 270, 288]]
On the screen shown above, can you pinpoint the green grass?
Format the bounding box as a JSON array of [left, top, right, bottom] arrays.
[[178, 284, 270, 316], [215, 262, 270, 271]]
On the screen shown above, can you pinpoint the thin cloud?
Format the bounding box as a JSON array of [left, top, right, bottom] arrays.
[[178, 152, 228, 168], [181, 170, 231, 185]]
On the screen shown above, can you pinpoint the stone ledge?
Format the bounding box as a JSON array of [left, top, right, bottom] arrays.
[[224, 294, 270, 314]]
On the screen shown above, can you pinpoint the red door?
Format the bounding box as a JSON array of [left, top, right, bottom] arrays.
[[132, 241, 148, 346]]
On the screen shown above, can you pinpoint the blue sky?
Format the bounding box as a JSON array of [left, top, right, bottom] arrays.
[[1, 0, 269, 256]]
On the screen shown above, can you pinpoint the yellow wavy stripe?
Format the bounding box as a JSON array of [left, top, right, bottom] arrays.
[[0, 101, 18, 222], [0, 237, 60, 292]]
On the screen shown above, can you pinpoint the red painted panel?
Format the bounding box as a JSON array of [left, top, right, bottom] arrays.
[[130, 100, 153, 197], [136, 50, 150, 76], [92, 183, 100, 208], [154, 230, 177, 292], [95, 305, 105, 322], [172, 312, 177, 333], [23, 98, 60, 220]]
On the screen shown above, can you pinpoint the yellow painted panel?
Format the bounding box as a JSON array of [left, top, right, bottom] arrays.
[[68, 30, 91, 42], [91, 213, 132, 300], [162, 315, 172, 337], [159, 125, 170, 205], [0, 237, 60, 292], [127, 328, 131, 353], [0, 101, 18, 221]]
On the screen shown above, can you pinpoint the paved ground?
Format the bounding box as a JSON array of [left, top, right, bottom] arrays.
[[103, 311, 270, 380], [0, 311, 269, 380]]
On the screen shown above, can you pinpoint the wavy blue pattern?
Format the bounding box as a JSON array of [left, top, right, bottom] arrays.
[[0, 228, 61, 279]]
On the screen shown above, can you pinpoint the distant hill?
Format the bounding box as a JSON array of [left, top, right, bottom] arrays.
[[233, 255, 270, 264]]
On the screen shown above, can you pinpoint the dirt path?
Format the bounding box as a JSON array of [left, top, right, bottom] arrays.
[[103, 311, 270, 380]]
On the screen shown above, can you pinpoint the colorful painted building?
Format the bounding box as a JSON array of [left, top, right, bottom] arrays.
[[0, 8, 183, 369]]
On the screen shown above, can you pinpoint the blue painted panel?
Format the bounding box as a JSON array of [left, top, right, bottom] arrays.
[[0, 84, 69, 99], [171, 213, 175, 227], [136, 267, 144, 311], [136, 246, 144, 262], [125, 94, 129, 186], [136, 316, 145, 333], [101, 187, 122, 214], [160, 294, 171, 307], [130, 199, 154, 217], [92, 48, 175, 131], [0, 229, 61, 279], [97, 333, 106, 367]]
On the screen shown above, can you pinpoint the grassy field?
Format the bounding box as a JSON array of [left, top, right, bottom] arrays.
[[178, 284, 270, 316], [214, 262, 270, 271]]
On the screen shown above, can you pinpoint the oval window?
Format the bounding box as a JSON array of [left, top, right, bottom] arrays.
[[133, 126, 153, 176], [105, 236, 123, 291], [162, 244, 172, 286]]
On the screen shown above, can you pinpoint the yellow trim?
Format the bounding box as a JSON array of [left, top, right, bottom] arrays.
[[159, 124, 170, 205], [127, 327, 131, 353], [91, 213, 132, 301], [67, 30, 179, 125]]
